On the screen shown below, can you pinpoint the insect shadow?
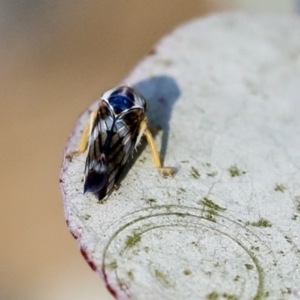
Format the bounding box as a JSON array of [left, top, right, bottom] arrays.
[[116, 75, 181, 186]]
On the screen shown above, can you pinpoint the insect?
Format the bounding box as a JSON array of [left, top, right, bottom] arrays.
[[67, 86, 174, 200]]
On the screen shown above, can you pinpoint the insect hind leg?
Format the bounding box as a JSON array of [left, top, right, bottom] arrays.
[[66, 110, 97, 160], [139, 118, 175, 176]]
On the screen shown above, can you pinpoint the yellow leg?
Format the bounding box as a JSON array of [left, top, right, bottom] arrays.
[[66, 110, 97, 160], [140, 118, 175, 176], [144, 128, 162, 168]]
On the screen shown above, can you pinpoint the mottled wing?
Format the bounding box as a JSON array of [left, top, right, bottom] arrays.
[[103, 113, 141, 199], [84, 100, 144, 200], [83, 100, 113, 198]]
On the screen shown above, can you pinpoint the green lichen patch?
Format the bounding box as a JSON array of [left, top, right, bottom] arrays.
[[162, 169, 172, 178], [295, 196, 300, 211], [99, 197, 109, 204], [84, 214, 91, 220], [125, 232, 141, 248], [107, 260, 118, 270], [274, 184, 286, 192], [205, 213, 216, 223], [155, 269, 170, 287], [139, 156, 147, 163], [127, 270, 134, 281], [245, 264, 254, 270], [264, 291, 270, 297], [176, 212, 187, 217], [178, 187, 186, 193], [228, 165, 246, 177], [285, 288, 292, 294], [207, 209, 218, 216], [246, 218, 272, 228], [206, 291, 219, 300], [201, 198, 226, 212], [206, 292, 238, 300], [183, 269, 191, 275], [191, 166, 200, 178], [284, 236, 292, 244], [250, 246, 260, 251], [223, 294, 238, 300], [234, 275, 240, 281], [145, 198, 156, 205], [207, 171, 218, 177]]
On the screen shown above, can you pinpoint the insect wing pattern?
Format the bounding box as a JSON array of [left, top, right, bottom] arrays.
[[84, 87, 146, 200]]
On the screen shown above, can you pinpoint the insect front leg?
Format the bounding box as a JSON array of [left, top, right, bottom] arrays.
[[139, 118, 175, 176], [66, 110, 97, 161]]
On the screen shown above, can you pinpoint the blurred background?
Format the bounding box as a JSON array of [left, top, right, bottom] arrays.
[[0, 1, 296, 299]]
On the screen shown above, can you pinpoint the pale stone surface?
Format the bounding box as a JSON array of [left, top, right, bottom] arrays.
[[60, 13, 300, 299]]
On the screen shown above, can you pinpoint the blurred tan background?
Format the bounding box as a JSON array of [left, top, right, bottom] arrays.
[[0, 1, 295, 299]]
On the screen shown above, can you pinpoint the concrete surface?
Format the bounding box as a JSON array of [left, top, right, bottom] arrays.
[[61, 12, 300, 300]]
